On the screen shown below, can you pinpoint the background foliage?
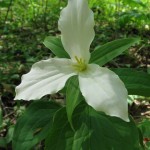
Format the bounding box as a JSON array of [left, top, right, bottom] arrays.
[[0, 0, 150, 149]]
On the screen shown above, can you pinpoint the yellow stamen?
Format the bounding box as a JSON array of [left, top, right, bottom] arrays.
[[73, 56, 87, 72]]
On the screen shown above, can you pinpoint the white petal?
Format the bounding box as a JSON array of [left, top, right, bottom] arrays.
[[78, 64, 129, 121], [58, 0, 95, 63], [15, 58, 76, 100]]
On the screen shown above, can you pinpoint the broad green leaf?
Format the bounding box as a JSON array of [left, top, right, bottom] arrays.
[[78, 106, 142, 150], [45, 108, 74, 150], [45, 107, 91, 150], [12, 101, 60, 150], [45, 102, 142, 150], [66, 76, 83, 129], [90, 38, 140, 66], [43, 36, 69, 58], [112, 68, 150, 96]]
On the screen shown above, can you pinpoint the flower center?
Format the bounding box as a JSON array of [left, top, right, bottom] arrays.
[[73, 56, 87, 72]]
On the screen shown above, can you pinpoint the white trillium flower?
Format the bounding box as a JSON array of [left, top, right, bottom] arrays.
[[14, 0, 129, 122]]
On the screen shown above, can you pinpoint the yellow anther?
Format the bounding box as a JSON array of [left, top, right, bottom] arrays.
[[73, 56, 87, 72], [75, 56, 81, 64]]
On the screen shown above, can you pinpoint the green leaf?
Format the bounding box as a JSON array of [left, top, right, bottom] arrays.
[[45, 107, 91, 150], [90, 38, 140, 66], [79, 106, 141, 150], [45, 107, 73, 150], [45, 103, 142, 150], [0, 106, 2, 126], [138, 119, 150, 138], [12, 101, 60, 150], [0, 138, 6, 148], [66, 76, 83, 129], [0, 1, 10, 8], [5, 125, 14, 143], [0, 125, 14, 148], [112, 68, 150, 96], [43, 36, 69, 58], [138, 119, 150, 149], [123, 0, 146, 7]]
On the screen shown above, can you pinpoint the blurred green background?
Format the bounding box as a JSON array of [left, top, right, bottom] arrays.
[[0, 0, 150, 149]]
